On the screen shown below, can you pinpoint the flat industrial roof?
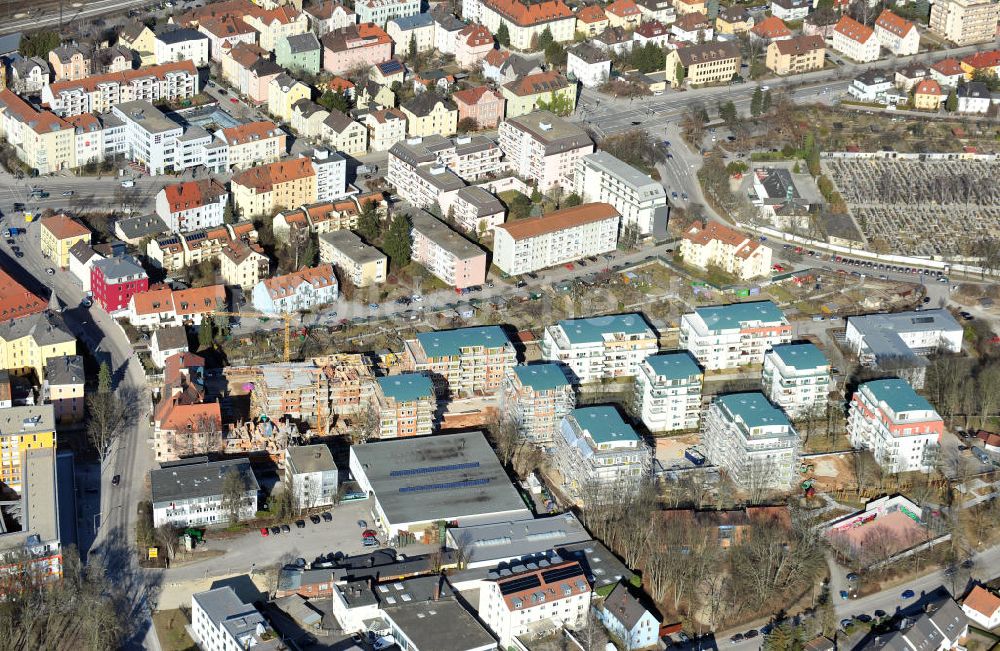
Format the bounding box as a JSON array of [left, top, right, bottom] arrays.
[[350, 431, 531, 527], [150, 458, 259, 504], [447, 512, 591, 566], [381, 597, 497, 651]]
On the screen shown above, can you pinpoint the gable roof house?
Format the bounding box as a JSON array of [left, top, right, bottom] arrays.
[[252, 264, 339, 313], [597, 583, 661, 651], [832, 15, 880, 63], [478, 0, 576, 50], [501, 70, 575, 118], [874, 9, 919, 56]]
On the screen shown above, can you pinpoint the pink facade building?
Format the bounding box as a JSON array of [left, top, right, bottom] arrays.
[[454, 24, 495, 68], [409, 210, 487, 289], [452, 86, 506, 129], [321, 23, 393, 75]]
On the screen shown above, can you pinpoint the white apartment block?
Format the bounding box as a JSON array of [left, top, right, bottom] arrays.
[[154, 179, 229, 233], [874, 10, 920, 56], [832, 16, 880, 63], [846, 309, 962, 388], [284, 444, 339, 509], [574, 151, 668, 236], [42, 61, 200, 117], [554, 406, 652, 496], [480, 560, 592, 649], [500, 363, 576, 443], [305, 146, 349, 202], [680, 301, 792, 371], [634, 352, 703, 433], [493, 202, 619, 276], [847, 378, 944, 473], [112, 100, 183, 176], [498, 111, 594, 192], [680, 220, 772, 280], [191, 588, 270, 651], [702, 393, 800, 490], [387, 143, 466, 209], [761, 343, 832, 419], [542, 313, 658, 384], [451, 186, 506, 236], [356, 0, 420, 26], [150, 458, 259, 528], [930, 0, 1000, 46], [403, 325, 517, 397], [154, 28, 211, 67]]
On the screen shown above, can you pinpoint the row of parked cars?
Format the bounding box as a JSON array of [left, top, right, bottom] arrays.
[[260, 511, 333, 536]]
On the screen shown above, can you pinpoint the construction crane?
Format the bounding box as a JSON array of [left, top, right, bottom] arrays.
[[212, 310, 296, 363]]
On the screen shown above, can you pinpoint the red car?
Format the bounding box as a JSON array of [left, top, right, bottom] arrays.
[[260, 527, 269, 537], [362, 529, 378, 539], [772, 264, 785, 272], [230, 97, 239, 103], [564, 263, 574, 270]]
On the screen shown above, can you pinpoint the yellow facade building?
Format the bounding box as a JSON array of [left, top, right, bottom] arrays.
[[400, 93, 459, 137], [231, 157, 318, 217], [501, 71, 576, 118], [0, 312, 77, 381], [0, 405, 56, 494], [40, 214, 92, 268], [268, 74, 311, 123]]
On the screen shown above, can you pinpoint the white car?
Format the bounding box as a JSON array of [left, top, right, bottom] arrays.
[[373, 635, 396, 650], [412, 294, 423, 302]]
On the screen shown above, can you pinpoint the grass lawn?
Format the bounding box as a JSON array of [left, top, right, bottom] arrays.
[[152, 609, 197, 651]]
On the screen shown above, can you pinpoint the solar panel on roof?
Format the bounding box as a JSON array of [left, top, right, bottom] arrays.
[[541, 564, 584, 584], [499, 574, 541, 596], [389, 461, 480, 477], [398, 478, 490, 493]]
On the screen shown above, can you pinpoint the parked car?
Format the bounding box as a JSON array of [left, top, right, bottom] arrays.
[[281, 524, 290, 533], [271, 526, 281, 535], [295, 520, 305, 529], [310, 514, 321, 524], [901, 589, 915, 600], [260, 527, 269, 536]]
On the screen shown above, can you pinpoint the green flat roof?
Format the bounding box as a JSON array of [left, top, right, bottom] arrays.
[[570, 406, 640, 444], [513, 363, 570, 391], [770, 343, 828, 370], [377, 373, 434, 402], [415, 326, 511, 357], [696, 301, 786, 331], [557, 313, 653, 345], [716, 393, 790, 430], [644, 352, 702, 380], [861, 378, 935, 414]]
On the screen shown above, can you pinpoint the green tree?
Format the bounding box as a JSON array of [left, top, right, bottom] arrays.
[[718, 100, 738, 126], [457, 117, 479, 133], [563, 193, 583, 207], [751, 85, 764, 117], [357, 201, 381, 242], [536, 92, 575, 116], [408, 34, 417, 61], [223, 196, 235, 224], [544, 41, 566, 66], [97, 362, 112, 395], [762, 89, 773, 113], [508, 192, 532, 219], [496, 23, 510, 47], [221, 468, 248, 524], [318, 90, 351, 113], [804, 132, 820, 176], [19, 30, 60, 58], [945, 88, 958, 112], [383, 213, 412, 268], [674, 61, 686, 86], [198, 318, 214, 351], [538, 26, 554, 50], [763, 623, 805, 651]]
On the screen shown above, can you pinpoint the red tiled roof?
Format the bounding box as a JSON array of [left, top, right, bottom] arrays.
[[227, 41, 269, 68], [875, 9, 914, 38], [964, 586, 1000, 618], [480, 0, 573, 27], [834, 15, 874, 44], [683, 220, 761, 259], [932, 57, 964, 76], [675, 11, 710, 31], [962, 49, 1000, 70], [221, 120, 284, 146], [497, 203, 618, 240], [0, 266, 47, 321], [492, 561, 591, 610], [483, 49, 511, 67], [915, 79, 943, 96], [231, 158, 315, 193], [40, 214, 90, 240], [459, 23, 494, 47], [635, 20, 668, 38], [452, 85, 504, 106], [162, 179, 228, 214], [773, 34, 825, 56], [263, 264, 337, 299], [752, 15, 791, 39], [47, 60, 197, 96], [503, 70, 569, 97], [576, 4, 607, 23], [605, 0, 640, 17]]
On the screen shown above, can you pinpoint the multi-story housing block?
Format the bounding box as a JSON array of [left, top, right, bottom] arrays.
[[848, 379, 944, 473], [356, 0, 420, 26], [284, 444, 338, 508], [191, 587, 272, 651], [321, 23, 394, 75], [765, 35, 826, 75], [542, 313, 657, 384], [634, 352, 703, 433], [554, 406, 652, 495], [500, 363, 576, 443], [319, 230, 388, 287], [702, 392, 800, 490], [0, 90, 78, 174], [501, 71, 576, 119], [451, 186, 506, 236], [214, 120, 286, 169], [874, 9, 919, 56], [126, 284, 226, 329], [154, 27, 211, 66], [680, 220, 772, 279], [832, 15, 880, 63], [574, 151, 667, 236], [155, 179, 229, 233], [305, 1, 356, 35], [231, 157, 317, 217], [146, 221, 258, 273], [42, 61, 199, 117], [90, 255, 149, 313], [220, 242, 270, 290], [44, 355, 85, 425], [151, 457, 259, 527], [498, 111, 594, 192], [0, 406, 56, 495], [0, 311, 76, 382], [930, 0, 1000, 45], [40, 214, 91, 268], [48, 45, 92, 82], [761, 343, 831, 419], [403, 325, 517, 397], [408, 210, 488, 290], [665, 41, 741, 87], [478, 0, 575, 50], [372, 373, 436, 438], [680, 301, 792, 370], [493, 202, 619, 276], [252, 264, 338, 313]]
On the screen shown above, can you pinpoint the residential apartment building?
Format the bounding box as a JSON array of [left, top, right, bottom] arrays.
[[197, 15, 257, 61], [500, 363, 576, 443], [574, 151, 667, 236], [221, 242, 270, 289], [221, 43, 281, 104], [285, 444, 338, 508], [243, 6, 311, 52], [542, 313, 657, 384], [146, 221, 258, 273], [0, 90, 77, 174], [320, 110, 369, 156], [498, 111, 594, 192], [402, 325, 517, 397], [276, 32, 322, 74], [42, 61, 199, 117], [480, 560, 591, 648], [400, 92, 459, 138], [90, 255, 149, 313], [761, 343, 831, 419], [231, 157, 317, 217], [634, 352, 703, 433], [319, 230, 388, 287], [155, 179, 229, 233], [252, 264, 339, 313], [356, 0, 420, 26], [493, 203, 619, 276], [958, 82, 992, 113], [0, 311, 77, 381], [48, 45, 91, 82], [111, 100, 183, 175], [567, 43, 612, 88], [451, 186, 506, 236], [305, 1, 356, 35], [702, 392, 800, 490], [930, 0, 1000, 45], [455, 24, 495, 68], [247, 357, 376, 428], [272, 193, 383, 241], [680, 220, 772, 279], [269, 73, 312, 122], [680, 301, 792, 371], [665, 41, 741, 87], [8, 57, 50, 95], [191, 587, 272, 651], [554, 406, 652, 495], [40, 214, 91, 268], [362, 108, 408, 151], [408, 211, 488, 289], [478, 0, 575, 50], [848, 378, 944, 473], [154, 27, 210, 66], [501, 71, 576, 119], [874, 9, 919, 56], [0, 445, 63, 580], [0, 406, 56, 494], [372, 373, 436, 438], [44, 355, 85, 425], [151, 457, 259, 527], [321, 23, 394, 75], [126, 284, 226, 329], [672, 12, 714, 44], [215, 120, 286, 170], [832, 16, 880, 63], [765, 35, 826, 75], [386, 14, 436, 53]]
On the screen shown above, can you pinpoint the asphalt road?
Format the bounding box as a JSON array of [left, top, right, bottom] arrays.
[[0, 0, 151, 36]]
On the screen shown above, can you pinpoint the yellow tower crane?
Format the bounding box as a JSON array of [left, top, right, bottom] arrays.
[[211, 310, 296, 363]]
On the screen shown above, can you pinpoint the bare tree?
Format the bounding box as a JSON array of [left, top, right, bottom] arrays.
[[86, 392, 125, 461], [221, 468, 249, 525]]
